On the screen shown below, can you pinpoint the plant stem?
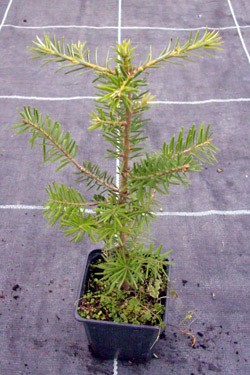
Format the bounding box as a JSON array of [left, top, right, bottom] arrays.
[[120, 107, 132, 200], [119, 99, 132, 251]]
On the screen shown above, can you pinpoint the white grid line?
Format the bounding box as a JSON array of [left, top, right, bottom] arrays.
[[113, 356, 118, 375], [3, 24, 250, 32], [1, 205, 249, 216], [150, 98, 250, 105], [116, 0, 122, 188], [0, 205, 44, 210], [0, 205, 94, 214], [157, 210, 250, 217], [0, 95, 97, 101], [0, 0, 13, 31], [227, 0, 250, 64], [3, 24, 118, 30], [115, 0, 122, 369], [118, 0, 122, 44], [1, 95, 250, 104]]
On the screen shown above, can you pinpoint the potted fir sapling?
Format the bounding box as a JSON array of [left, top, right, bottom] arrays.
[[14, 30, 222, 361]]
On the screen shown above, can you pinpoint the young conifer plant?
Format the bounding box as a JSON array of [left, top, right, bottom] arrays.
[[14, 30, 222, 326]]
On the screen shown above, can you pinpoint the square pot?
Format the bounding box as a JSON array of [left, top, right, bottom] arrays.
[[75, 249, 169, 362]]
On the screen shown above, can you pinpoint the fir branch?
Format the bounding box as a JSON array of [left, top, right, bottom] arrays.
[[75, 160, 118, 193], [30, 34, 115, 75], [129, 124, 219, 195], [60, 211, 98, 243], [44, 183, 99, 242], [14, 107, 119, 193], [131, 163, 191, 181], [46, 182, 98, 208], [163, 123, 219, 163], [136, 30, 222, 73]]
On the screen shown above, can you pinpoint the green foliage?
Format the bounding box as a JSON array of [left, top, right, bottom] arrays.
[[78, 255, 169, 326], [141, 29, 222, 70], [13, 31, 222, 324], [129, 123, 219, 196], [59, 211, 97, 243], [30, 34, 114, 74], [14, 107, 118, 193], [14, 106, 78, 171], [75, 160, 115, 192], [98, 244, 172, 292]]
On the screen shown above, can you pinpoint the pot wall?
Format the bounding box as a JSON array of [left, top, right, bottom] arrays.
[[75, 249, 168, 361]]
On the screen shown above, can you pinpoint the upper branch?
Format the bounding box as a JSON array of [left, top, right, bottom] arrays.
[[30, 34, 115, 75], [136, 29, 222, 74]]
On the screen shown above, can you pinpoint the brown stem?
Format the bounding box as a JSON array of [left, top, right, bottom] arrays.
[[167, 323, 196, 347], [131, 164, 190, 181], [119, 107, 132, 199], [119, 100, 132, 249]]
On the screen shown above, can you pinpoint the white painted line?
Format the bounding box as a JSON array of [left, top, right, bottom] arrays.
[[1, 205, 250, 217], [0, 205, 94, 214], [3, 24, 250, 31], [3, 24, 117, 30], [113, 357, 118, 375], [0, 0, 13, 31], [1, 95, 250, 105], [0, 95, 97, 101], [151, 98, 250, 105], [157, 210, 250, 217], [118, 0, 122, 44], [227, 0, 250, 64], [0, 205, 44, 210], [122, 25, 237, 31], [116, 0, 122, 188]]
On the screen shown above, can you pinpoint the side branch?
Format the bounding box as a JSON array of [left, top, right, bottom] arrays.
[[180, 139, 212, 155], [135, 30, 222, 74], [30, 34, 115, 75], [21, 117, 119, 194], [130, 164, 190, 180], [49, 199, 98, 208]]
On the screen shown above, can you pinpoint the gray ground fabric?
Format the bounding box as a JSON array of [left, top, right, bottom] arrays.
[[0, 1, 250, 375]]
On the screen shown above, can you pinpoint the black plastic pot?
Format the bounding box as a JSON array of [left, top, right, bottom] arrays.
[[75, 249, 169, 362]]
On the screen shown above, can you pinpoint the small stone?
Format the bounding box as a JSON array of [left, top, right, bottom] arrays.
[[208, 363, 221, 372], [217, 168, 223, 173], [12, 284, 21, 291]]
